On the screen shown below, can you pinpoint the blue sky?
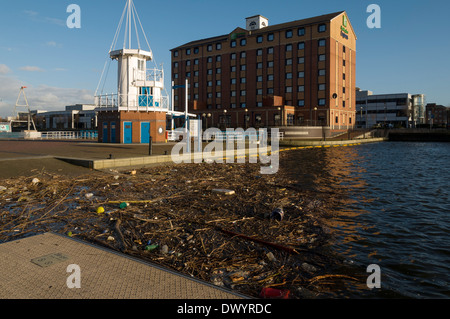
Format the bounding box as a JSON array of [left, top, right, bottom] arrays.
[[1, 0, 449, 117]]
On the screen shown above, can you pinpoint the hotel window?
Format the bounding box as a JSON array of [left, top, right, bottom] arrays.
[[186, 72, 191, 77], [216, 68, 221, 74], [319, 98, 326, 106], [207, 45, 213, 52], [173, 62, 179, 68], [194, 94, 199, 99], [231, 53, 236, 60], [298, 42, 305, 50], [298, 71, 305, 78], [319, 54, 326, 61], [257, 102, 263, 107], [216, 92, 221, 98], [231, 91, 236, 97], [267, 61, 274, 68], [216, 80, 221, 86], [186, 48, 191, 55], [286, 73, 293, 79], [286, 30, 293, 38], [319, 69, 326, 76], [207, 105, 212, 109], [286, 44, 293, 52], [207, 81, 213, 87], [257, 62, 263, 69], [207, 69, 212, 75], [335, 116, 339, 124], [318, 39, 326, 47], [343, 87, 346, 94], [257, 49, 263, 56], [231, 40, 236, 48], [194, 71, 199, 76], [268, 74, 274, 81], [240, 52, 246, 58], [207, 57, 213, 63], [216, 104, 222, 109], [298, 27, 305, 36], [194, 47, 199, 54], [173, 50, 179, 57], [343, 73, 346, 80], [267, 88, 274, 94], [343, 60, 346, 66], [286, 86, 293, 93], [194, 59, 199, 65], [267, 47, 274, 54], [286, 58, 293, 66], [186, 60, 191, 66], [257, 35, 263, 43], [240, 103, 246, 108], [240, 65, 246, 71], [216, 43, 222, 50], [298, 57, 305, 64], [257, 89, 263, 95], [257, 75, 263, 82], [318, 24, 326, 33], [230, 103, 237, 108], [240, 77, 246, 84], [173, 73, 178, 79], [231, 78, 236, 84], [240, 90, 246, 96], [268, 33, 274, 41], [297, 100, 305, 107], [231, 66, 236, 72], [343, 101, 346, 108], [343, 46, 346, 53], [240, 39, 247, 46], [319, 84, 326, 91], [298, 85, 305, 92], [216, 56, 222, 62]]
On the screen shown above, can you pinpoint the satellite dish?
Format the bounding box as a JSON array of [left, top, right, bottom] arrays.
[[332, 93, 338, 99]]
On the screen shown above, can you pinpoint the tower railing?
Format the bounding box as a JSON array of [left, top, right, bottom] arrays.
[[95, 93, 170, 112]]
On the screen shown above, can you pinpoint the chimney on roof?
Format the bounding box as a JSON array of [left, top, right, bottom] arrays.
[[246, 15, 269, 31]]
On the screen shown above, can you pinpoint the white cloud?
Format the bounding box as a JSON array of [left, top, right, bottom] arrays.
[[20, 66, 45, 72], [0, 64, 11, 75], [0, 75, 94, 117]]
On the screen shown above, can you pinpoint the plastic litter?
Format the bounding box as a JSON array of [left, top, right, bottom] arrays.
[[259, 287, 290, 299], [270, 208, 284, 221], [96, 207, 105, 214]]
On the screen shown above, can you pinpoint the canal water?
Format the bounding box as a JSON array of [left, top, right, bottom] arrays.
[[281, 142, 450, 299]]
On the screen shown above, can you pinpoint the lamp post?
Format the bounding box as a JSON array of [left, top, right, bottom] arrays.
[[244, 108, 248, 129], [223, 109, 227, 130], [314, 107, 318, 126]]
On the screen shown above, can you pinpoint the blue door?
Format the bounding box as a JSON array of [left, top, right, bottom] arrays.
[[102, 122, 108, 143], [141, 122, 150, 144], [124, 122, 132, 144], [110, 122, 116, 143]]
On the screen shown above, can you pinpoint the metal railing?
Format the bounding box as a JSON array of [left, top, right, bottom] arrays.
[[41, 131, 98, 140]]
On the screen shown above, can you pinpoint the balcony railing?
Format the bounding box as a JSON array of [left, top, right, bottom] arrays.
[[95, 94, 171, 112]]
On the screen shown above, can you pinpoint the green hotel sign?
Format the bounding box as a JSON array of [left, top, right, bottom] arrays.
[[340, 15, 349, 38]]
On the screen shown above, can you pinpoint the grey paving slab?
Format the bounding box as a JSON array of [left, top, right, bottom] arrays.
[[0, 233, 246, 299]]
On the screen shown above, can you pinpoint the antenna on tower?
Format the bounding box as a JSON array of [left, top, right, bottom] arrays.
[[14, 86, 37, 131], [95, 0, 156, 97]]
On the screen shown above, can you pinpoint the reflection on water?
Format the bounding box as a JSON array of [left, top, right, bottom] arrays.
[[280, 142, 450, 299]]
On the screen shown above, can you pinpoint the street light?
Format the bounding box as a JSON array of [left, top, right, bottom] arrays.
[[314, 107, 318, 126], [244, 108, 248, 129]]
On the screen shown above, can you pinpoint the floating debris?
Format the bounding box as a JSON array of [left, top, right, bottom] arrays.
[[0, 153, 358, 298]]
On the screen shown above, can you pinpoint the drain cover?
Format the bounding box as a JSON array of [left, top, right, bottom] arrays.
[[31, 253, 69, 268]]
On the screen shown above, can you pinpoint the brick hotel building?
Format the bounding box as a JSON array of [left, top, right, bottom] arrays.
[[170, 11, 357, 135]]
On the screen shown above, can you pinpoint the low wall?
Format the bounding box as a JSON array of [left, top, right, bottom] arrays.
[[280, 137, 386, 147], [388, 131, 450, 142]]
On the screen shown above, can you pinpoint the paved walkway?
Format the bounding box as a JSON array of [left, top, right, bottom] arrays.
[[0, 233, 245, 299]]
